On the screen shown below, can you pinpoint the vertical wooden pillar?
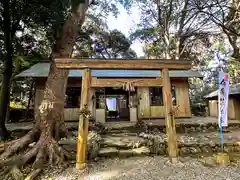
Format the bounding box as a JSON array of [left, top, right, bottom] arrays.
[[162, 68, 178, 162], [76, 68, 91, 169]]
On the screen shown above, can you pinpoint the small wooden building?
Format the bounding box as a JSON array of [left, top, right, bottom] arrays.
[[17, 62, 202, 123], [205, 83, 240, 120]]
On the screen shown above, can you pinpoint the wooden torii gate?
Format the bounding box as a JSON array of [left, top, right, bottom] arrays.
[[55, 58, 192, 169]]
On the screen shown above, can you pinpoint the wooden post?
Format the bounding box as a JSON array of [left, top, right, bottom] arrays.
[[162, 68, 178, 162], [76, 68, 91, 169]]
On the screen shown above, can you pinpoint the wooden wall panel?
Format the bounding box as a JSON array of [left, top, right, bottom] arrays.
[[90, 89, 96, 121], [88, 88, 93, 117], [172, 79, 191, 117], [209, 98, 236, 120], [137, 78, 191, 119], [228, 99, 235, 120], [137, 87, 150, 118], [35, 77, 192, 121], [234, 98, 240, 120], [149, 106, 165, 118], [64, 108, 79, 121], [209, 100, 218, 117]]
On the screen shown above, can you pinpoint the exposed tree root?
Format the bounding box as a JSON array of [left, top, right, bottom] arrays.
[[0, 166, 24, 180], [24, 169, 42, 180], [32, 133, 70, 168], [10, 166, 25, 180], [0, 128, 70, 179], [1, 129, 38, 160], [0, 145, 4, 154]]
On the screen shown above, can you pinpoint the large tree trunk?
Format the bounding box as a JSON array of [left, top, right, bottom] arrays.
[[0, 64, 12, 141], [37, 0, 88, 139], [0, 0, 89, 177], [0, 1, 13, 141]]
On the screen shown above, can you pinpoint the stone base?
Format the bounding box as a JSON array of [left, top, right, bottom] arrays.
[[215, 152, 230, 165], [170, 157, 179, 164], [76, 162, 86, 169]]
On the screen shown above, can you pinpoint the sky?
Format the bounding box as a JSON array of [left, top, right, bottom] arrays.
[[106, 5, 144, 57]]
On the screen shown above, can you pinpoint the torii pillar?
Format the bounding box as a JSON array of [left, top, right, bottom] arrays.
[[76, 68, 91, 169], [162, 68, 178, 162]]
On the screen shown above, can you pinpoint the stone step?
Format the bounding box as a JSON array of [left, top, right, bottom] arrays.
[[103, 129, 141, 135], [98, 146, 150, 158], [102, 131, 138, 136], [101, 135, 147, 149]]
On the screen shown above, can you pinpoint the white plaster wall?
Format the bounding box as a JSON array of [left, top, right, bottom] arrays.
[[96, 109, 105, 123], [130, 108, 137, 122]]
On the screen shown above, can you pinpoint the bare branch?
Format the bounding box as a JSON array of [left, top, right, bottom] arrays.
[[178, 0, 190, 36]]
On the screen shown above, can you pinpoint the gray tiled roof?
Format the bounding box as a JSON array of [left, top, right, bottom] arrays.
[[204, 83, 240, 98], [16, 63, 203, 78]]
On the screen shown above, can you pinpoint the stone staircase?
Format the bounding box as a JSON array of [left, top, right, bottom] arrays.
[[59, 124, 151, 159], [99, 132, 150, 158], [59, 121, 240, 160]]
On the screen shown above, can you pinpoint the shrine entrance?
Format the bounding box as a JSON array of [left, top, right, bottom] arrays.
[[105, 87, 130, 122]]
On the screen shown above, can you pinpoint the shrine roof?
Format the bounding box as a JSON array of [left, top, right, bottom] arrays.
[[16, 62, 203, 78]]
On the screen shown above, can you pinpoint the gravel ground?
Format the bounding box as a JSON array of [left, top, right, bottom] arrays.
[[40, 156, 240, 180]]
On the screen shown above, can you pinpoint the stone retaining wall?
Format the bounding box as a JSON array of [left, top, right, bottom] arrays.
[[149, 123, 240, 134], [140, 133, 240, 156], [60, 131, 240, 159], [102, 122, 240, 134], [146, 142, 240, 156]]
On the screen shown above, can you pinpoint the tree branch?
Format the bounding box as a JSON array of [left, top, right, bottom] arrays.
[[177, 0, 190, 36], [10, 0, 26, 38], [100, 37, 111, 58]]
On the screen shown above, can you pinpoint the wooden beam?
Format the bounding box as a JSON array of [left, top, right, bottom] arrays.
[[55, 58, 192, 70], [162, 68, 178, 162], [76, 68, 91, 169], [91, 77, 163, 87]]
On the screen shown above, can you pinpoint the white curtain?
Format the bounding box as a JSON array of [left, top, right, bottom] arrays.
[[106, 98, 117, 111]]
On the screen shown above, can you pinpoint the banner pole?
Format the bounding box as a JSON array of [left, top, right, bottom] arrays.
[[219, 116, 224, 152]]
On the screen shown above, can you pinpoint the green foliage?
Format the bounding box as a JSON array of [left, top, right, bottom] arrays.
[[129, 0, 213, 60], [75, 28, 137, 58], [228, 58, 240, 84], [130, 28, 158, 42], [189, 79, 216, 116], [93, 29, 137, 58], [118, 0, 133, 9], [197, 0, 240, 59], [209, 39, 240, 84], [10, 99, 27, 109]]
